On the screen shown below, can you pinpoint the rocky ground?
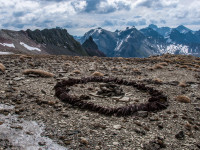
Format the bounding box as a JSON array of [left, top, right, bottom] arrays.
[[0, 54, 200, 150]]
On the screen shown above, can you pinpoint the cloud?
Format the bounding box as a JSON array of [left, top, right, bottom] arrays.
[[127, 19, 147, 26], [97, 0, 131, 13], [138, 0, 178, 9], [0, 0, 200, 35], [84, 0, 102, 12]]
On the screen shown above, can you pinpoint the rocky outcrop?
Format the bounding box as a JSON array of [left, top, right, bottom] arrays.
[[0, 28, 89, 56], [82, 36, 106, 57], [26, 28, 88, 56]]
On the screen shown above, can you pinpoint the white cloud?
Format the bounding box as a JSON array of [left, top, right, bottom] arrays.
[[0, 0, 200, 35]]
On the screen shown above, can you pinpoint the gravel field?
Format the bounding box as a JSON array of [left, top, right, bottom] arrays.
[[0, 54, 200, 150]]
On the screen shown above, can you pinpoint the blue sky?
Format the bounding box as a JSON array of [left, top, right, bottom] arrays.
[[0, 0, 200, 35]]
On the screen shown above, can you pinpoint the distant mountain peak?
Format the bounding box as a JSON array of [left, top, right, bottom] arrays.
[[78, 24, 200, 57], [82, 36, 105, 57], [126, 26, 136, 30], [148, 24, 158, 29], [175, 25, 191, 34], [177, 25, 185, 28]]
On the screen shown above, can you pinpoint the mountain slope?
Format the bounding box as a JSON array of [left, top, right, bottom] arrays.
[[82, 36, 106, 57], [80, 27, 118, 57], [26, 28, 88, 56], [0, 29, 45, 55], [114, 27, 158, 57], [79, 25, 200, 57], [0, 28, 89, 56], [81, 27, 158, 57]]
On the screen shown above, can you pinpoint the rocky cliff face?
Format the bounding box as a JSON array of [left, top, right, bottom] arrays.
[[82, 36, 106, 57], [26, 28, 88, 56], [79, 27, 118, 57], [0, 28, 89, 56]]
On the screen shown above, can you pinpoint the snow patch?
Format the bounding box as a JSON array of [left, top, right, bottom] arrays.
[[90, 28, 102, 36], [180, 29, 188, 34], [0, 43, 15, 48], [125, 35, 131, 42], [0, 51, 13, 55], [20, 42, 41, 51], [158, 44, 189, 54], [114, 40, 124, 52]]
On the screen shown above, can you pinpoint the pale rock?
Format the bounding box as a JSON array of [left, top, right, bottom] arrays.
[[113, 125, 122, 130], [113, 142, 119, 145], [119, 97, 130, 102]]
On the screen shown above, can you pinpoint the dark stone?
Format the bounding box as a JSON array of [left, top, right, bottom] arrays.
[[196, 143, 200, 149], [168, 81, 179, 86], [195, 107, 200, 111], [38, 141, 46, 146], [97, 83, 125, 97], [79, 95, 91, 100], [157, 123, 164, 130], [143, 137, 166, 150], [175, 131, 185, 140], [41, 89, 46, 95], [134, 128, 146, 135]]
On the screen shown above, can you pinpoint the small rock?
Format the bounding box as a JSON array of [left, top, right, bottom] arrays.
[[195, 107, 200, 111], [81, 116, 89, 120], [113, 142, 119, 145], [172, 114, 178, 118], [62, 113, 69, 118], [157, 122, 164, 130], [80, 137, 89, 145], [38, 141, 46, 146], [64, 140, 71, 145], [26, 131, 33, 135], [0, 121, 4, 125], [136, 111, 148, 118], [134, 121, 142, 126], [185, 123, 192, 130], [113, 125, 122, 130], [149, 117, 159, 121], [169, 81, 179, 86], [143, 137, 166, 150], [10, 125, 23, 130], [196, 143, 200, 149], [194, 125, 199, 130], [134, 128, 146, 135], [95, 146, 101, 149], [118, 97, 130, 102], [13, 77, 25, 81], [92, 123, 106, 129], [41, 89, 46, 95], [175, 131, 185, 140]]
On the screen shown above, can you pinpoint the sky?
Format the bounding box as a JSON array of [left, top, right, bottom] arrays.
[[0, 0, 200, 35]]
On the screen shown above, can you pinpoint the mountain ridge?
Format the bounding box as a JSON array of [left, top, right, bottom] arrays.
[[0, 28, 105, 57], [77, 24, 200, 57]]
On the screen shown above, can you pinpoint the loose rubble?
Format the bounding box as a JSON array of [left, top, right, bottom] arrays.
[[0, 54, 199, 149]]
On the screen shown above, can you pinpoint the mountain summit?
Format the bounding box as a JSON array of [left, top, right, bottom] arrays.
[[175, 25, 192, 34]]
